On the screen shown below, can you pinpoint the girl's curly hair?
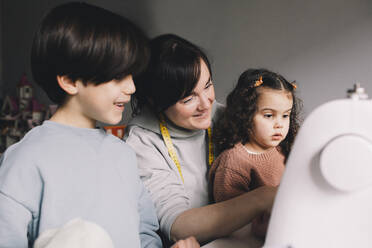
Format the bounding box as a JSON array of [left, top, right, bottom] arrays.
[[213, 68, 302, 158]]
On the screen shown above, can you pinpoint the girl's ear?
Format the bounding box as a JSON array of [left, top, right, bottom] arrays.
[[56, 75, 78, 95]]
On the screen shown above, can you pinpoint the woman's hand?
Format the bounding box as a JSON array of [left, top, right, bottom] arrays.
[[254, 186, 278, 212], [171, 236, 200, 248], [251, 211, 271, 239], [170, 185, 278, 244]]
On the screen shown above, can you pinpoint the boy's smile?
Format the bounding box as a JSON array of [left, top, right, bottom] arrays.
[[51, 75, 135, 129], [114, 102, 125, 109], [114, 99, 129, 111], [77, 75, 135, 128]]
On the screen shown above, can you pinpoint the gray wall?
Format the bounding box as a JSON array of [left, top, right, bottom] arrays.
[[2, 0, 372, 120]]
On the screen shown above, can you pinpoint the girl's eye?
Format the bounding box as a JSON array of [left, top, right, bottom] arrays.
[[283, 114, 289, 118], [264, 114, 273, 118]]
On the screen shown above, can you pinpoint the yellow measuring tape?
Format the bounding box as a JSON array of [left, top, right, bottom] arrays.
[[159, 115, 214, 183]]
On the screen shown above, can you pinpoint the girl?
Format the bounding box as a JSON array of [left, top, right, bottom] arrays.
[[209, 68, 301, 238]]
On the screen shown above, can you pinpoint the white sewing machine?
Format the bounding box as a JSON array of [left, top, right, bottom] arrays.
[[263, 84, 372, 248]]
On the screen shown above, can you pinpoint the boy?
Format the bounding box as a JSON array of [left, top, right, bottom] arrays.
[[0, 2, 197, 247]]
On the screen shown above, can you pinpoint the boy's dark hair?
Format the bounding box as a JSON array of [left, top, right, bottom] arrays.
[[213, 68, 302, 158], [131, 34, 212, 115], [31, 2, 149, 105]]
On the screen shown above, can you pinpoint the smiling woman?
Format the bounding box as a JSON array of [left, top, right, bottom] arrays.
[[164, 59, 215, 131], [124, 34, 278, 246]]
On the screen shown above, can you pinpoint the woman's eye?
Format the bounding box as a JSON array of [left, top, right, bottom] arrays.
[[183, 96, 193, 104], [205, 81, 213, 89]]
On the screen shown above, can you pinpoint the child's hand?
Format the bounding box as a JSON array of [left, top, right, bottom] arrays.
[[171, 236, 200, 248]]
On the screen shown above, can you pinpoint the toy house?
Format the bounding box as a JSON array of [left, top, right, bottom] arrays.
[[0, 74, 54, 153]]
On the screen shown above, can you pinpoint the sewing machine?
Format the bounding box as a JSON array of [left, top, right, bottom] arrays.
[[263, 84, 372, 248]]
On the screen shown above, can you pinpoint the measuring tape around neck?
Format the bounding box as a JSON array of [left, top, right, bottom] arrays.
[[159, 115, 213, 183]]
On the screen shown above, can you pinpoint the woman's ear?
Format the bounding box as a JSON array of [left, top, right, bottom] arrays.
[[56, 75, 78, 95]]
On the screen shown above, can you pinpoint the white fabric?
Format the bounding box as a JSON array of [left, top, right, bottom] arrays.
[[34, 218, 114, 248]]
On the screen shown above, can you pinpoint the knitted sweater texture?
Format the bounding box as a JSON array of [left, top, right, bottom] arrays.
[[210, 143, 285, 202]]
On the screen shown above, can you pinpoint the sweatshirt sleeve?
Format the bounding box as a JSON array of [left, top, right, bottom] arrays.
[[0, 149, 42, 247], [137, 179, 163, 248], [126, 127, 189, 240], [0, 192, 31, 248]]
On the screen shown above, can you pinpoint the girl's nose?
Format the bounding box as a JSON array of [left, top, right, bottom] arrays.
[[274, 119, 284, 129]]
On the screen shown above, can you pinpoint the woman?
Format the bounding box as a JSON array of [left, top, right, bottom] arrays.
[[125, 34, 276, 245]]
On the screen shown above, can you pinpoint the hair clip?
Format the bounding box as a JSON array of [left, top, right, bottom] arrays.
[[254, 76, 263, 87], [290, 80, 297, 89]]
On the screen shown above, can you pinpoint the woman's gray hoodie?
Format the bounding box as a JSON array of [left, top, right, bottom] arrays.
[[124, 102, 223, 240]]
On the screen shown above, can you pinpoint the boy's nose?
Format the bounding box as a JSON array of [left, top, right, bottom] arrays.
[[122, 75, 136, 95]]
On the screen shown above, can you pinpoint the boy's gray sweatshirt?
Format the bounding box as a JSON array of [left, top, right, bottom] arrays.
[[125, 102, 223, 240], [0, 121, 162, 248]]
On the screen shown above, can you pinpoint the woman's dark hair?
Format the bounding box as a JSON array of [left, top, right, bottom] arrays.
[[31, 2, 149, 105], [213, 68, 302, 158], [132, 34, 212, 115]]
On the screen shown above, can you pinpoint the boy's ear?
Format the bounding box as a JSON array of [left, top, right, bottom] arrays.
[[56, 75, 78, 95]]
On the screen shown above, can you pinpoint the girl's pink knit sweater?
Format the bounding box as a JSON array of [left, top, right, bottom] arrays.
[[209, 143, 285, 239], [210, 143, 285, 202]]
